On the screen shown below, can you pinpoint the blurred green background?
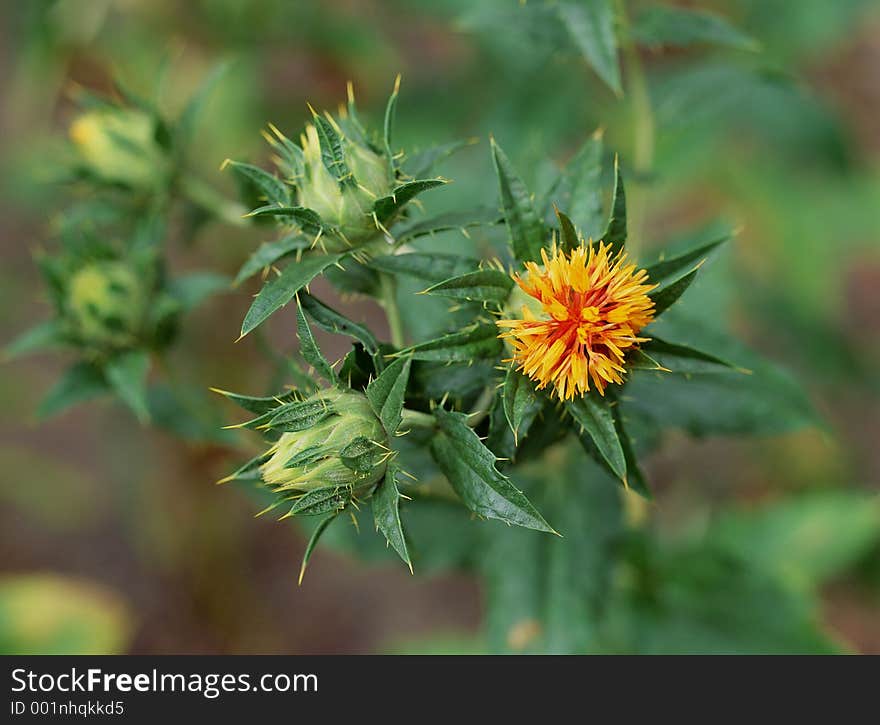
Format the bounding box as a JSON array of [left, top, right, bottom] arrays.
[[1, 0, 878, 653]]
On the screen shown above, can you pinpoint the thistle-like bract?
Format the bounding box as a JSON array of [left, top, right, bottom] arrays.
[[260, 389, 388, 494]]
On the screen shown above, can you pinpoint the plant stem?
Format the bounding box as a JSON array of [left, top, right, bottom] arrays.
[[379, 272, 406, 348], [180, 173, 249, 227], [401, 407, 436, 429], [617, 0, 655, 258], [467, 385, 495, 428]]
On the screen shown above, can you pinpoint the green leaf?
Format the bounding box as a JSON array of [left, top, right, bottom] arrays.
[[399, 323, 502, 362], [383, 75, 400, 165], [373, 179, 447, 225], [233, 234, 311, 286], [394, 207, 503, 245], [708, 492, 880, 587], [210, 388, 299, 415], [243, 205, 326, 237], [287, 486, 352, 517], [176, 61, 229, 151], [649, 266, 700, 318], [402, 139, 472, 179], [217, 450, 271, 484], [239, 253, 343, 337], [558, 0, 622, 96], [641, 336, 738, 374], [37, 363, 108, 420], [430, 408, 554, 533], [502, 368, 542, 443], [481, 449, 622, 653], [104, 351, 150, 423], [550, 130, 605, 240], [4, 320, 64, 360], [554, 208, 580, 253], [369, 252, 481, 285], [267, 398, 335, 433], [339, 436, 384, 473], [223, 160, 290, 206], [565, 394, 625, 481], [311, 112, 354, 187], [367, 356, 411, 435], [490, 138, 545, 263], [602, 155, 626, 254], [372, 462, 412, 570], [633, 5, 759, 52], [295, 302, 337, 384], [300, 293, 379, 356], [643, 235, 729, 283], [168, 272, 229, 311], [422, 268, 513, 304], [298, 514, 337, 585]]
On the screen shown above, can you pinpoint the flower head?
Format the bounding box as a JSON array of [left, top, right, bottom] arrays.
[[497, 243, 656, 399], [260, 389, 389, 493]]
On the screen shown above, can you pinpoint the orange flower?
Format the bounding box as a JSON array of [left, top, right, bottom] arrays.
[[497, 243, 656, 399]]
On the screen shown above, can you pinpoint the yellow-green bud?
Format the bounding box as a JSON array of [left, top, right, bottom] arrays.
[[67, 261, 146, 350], [297, 122, 393, 250], [69, 109, 167, 189], [260, 389, 388, 493]]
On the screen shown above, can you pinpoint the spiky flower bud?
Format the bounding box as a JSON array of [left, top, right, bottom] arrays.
[[69, 108, 168, 189], [66, 261, 147, 351], [292, 117, 394, 252], [260, 389, 388, 494]]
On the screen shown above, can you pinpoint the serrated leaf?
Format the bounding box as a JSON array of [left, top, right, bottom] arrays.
[[373, 179, 447, 224], [602, 155, 626, 254], [633, 5, 759, 52], [168, 272, 229, 311], [423, 269, 513, 304], [554, 208, 580, 253], [372, 462, 411, 569], [295, 303, 337, 384], [430, 408, 554, 533], [287, 486, 352, 517], [502, 368, 543, 443], [240, 253, 343, 337], [299, 514, 337, 584], [399, 323, 502, 362], [233, 234, 312, 286], [268, 398, 335, 433], [552, 130, 605, 240], [300, 293, 379, 356], [37, 362, 108, 420], [641, 336, 738, 374], [210, 388, 299, 415], [369, 252, 481, 285], [565, 394, 625, 481], [558, 0, 621, 96], [649, 266, 700, 318], [104, 351, 150, 423], [367, 356, 411, 435], [643, 235, 729, 282], [223, 160, 290, 206], [244, 205, 326, 236], [4, 320, 65, 359], [490, 138, 545, 263], [312, 113, 354, 187], [394, 207, 503, 245]]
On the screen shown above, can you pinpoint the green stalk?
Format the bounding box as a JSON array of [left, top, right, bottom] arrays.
[[180, 173, 249, 227], [401, 407, 436, 429], [379, 272, 406, 348]]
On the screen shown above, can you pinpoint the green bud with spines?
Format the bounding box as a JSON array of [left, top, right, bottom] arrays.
[[260, 388, 388, 495], [69, 108, 169, 189], [65, 260, 147, 352]]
